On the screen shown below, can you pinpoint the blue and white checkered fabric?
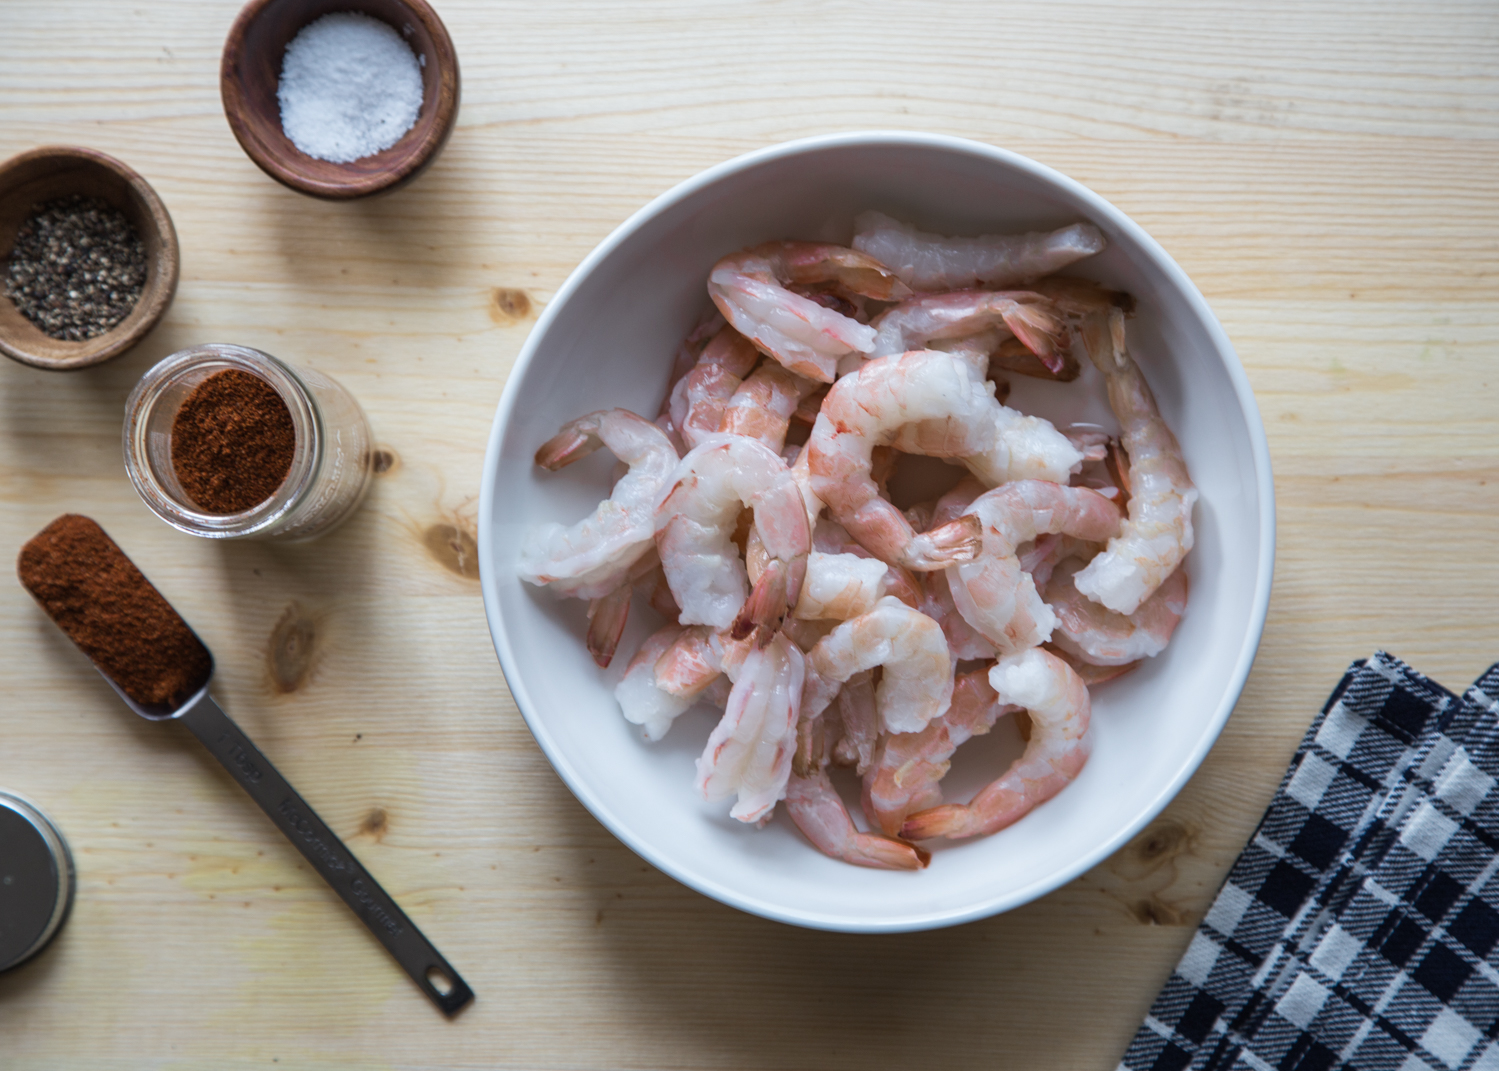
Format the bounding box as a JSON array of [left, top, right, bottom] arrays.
[[1119, 652, 1499, 1071]]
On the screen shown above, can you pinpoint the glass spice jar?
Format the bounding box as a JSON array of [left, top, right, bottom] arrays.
[[124, 344, 373, 541]]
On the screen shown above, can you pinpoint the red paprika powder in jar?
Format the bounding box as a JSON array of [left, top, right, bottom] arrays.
[[124, 344, 373, 541]]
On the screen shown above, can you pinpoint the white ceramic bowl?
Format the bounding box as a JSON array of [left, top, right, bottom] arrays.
[[479, 132, 1274, 933]]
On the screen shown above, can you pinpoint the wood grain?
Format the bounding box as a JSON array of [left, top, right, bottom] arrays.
[[1, 1, 1497, 1068]]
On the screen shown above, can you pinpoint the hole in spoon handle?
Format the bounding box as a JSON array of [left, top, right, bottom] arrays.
[[423, 963, 474, 1014]]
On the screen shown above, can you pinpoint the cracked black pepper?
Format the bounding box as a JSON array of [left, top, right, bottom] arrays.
[[3, 195, 147, 341]]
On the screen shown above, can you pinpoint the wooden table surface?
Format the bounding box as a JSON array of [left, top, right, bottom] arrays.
[[2, 2, 1496, 1067]]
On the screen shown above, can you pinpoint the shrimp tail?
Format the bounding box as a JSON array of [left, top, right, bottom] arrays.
[[1001, 302, 1070, 376], [899, 803, 973, 841], [989, 336, 1081, 382], [535, 417, 603, 470], [730, 553, 807, 638], [585, 583, 633, 667], [898, 514, 982, 571]]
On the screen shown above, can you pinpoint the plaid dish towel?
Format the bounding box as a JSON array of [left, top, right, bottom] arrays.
[[1120, 652, 1499, 1071]]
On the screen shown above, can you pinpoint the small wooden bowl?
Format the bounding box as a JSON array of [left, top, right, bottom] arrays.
[[0, 146, 180, 371], [220, 0, 460, 200]]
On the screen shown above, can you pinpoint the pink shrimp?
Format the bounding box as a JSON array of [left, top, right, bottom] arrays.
[[785, 769, 931, 871], [946, 481, 1121, 654], [663, 307, 727, 397], [519, 409, 679, 599], [696, 630, 805, 823], [902, 647, 1090, 840], [905, 478, 999, 661], [866, 290, 1071, 375], [651, 624, 725, 699], [746, 523, 922, 621], [831, 669, 880, 773], [614, 625, 698, 741], [862, 669, 1016, 836], [807, 351, 1081, 569], [1043, 557, 1187, 666], [655, 437, 811, 633], [800, 597, 953, 735], [784, 666, 930, 870], [1072, 310, 1197, 615], [717, 360, 821, 451], [667, 326, 762, 450], [656, 309, 727, 448], [851, 211, 1107, 292], [707, 242, 912, 383]]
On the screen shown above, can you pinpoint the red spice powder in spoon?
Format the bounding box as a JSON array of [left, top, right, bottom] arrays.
[[17, 515, 211, 709]]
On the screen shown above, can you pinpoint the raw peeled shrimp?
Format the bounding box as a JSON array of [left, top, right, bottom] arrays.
[[663, 308, 727, 396], [914, 279, 1132, 388], [851, 210, 1107, 292], [866, 290, 1070, 375], [808, 350, 1083, 568], [788, 442, 825, 534], [880, 351, 1084, 489], [908, 477, 998, 660], [785, 769, 930, 871], [1043, 557, 1187, 666], [696, 630, 804, 823], [668, 326, 762, 450], [831, 669, 879, 772], [645, 620, 771, 719], [519, 409, 679, 599], [1072, 310, 1197, 615], [920, 568, 998, 662], [902, 647, 1090, 840], [791, 551, 901, 621], [811, 519, 922, 606], [708, 242, 912, 383], [801, 597, 952, 735], [657, 309, 728, 449], [718, 360, 821, 451], [785, 669, 930, 870], [749, 518, 918, 620], [863, 669, 1015, 836], [947, 481, 1121, 654], [1018, 533, 1102, 588], [655, 436, 810, 631], [615, 625, 697, 741], [652, 624, 727, 700]]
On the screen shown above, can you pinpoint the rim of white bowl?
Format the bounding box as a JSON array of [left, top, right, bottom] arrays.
[[479, 130, 1277, 933]]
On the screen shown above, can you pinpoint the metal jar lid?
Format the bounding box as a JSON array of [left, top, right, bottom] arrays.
[[0, 790, 75, 972]]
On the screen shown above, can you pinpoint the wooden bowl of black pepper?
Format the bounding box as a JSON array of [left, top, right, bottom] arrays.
[[221, 0, 460, 200], [0, 146, 180, 371]]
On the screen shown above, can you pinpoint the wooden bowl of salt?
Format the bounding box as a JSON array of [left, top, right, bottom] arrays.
[[220, 0, 460, 200]]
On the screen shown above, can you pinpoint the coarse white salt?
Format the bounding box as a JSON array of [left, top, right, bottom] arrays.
[[277, 12, 424, 164]]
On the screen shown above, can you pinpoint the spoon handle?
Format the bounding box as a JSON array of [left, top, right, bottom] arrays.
[[177, 695, 474, 1016]]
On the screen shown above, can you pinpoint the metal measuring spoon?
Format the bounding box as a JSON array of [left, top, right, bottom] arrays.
[[18, 516, 472, 1016], [106, 670, 473, 1016]]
